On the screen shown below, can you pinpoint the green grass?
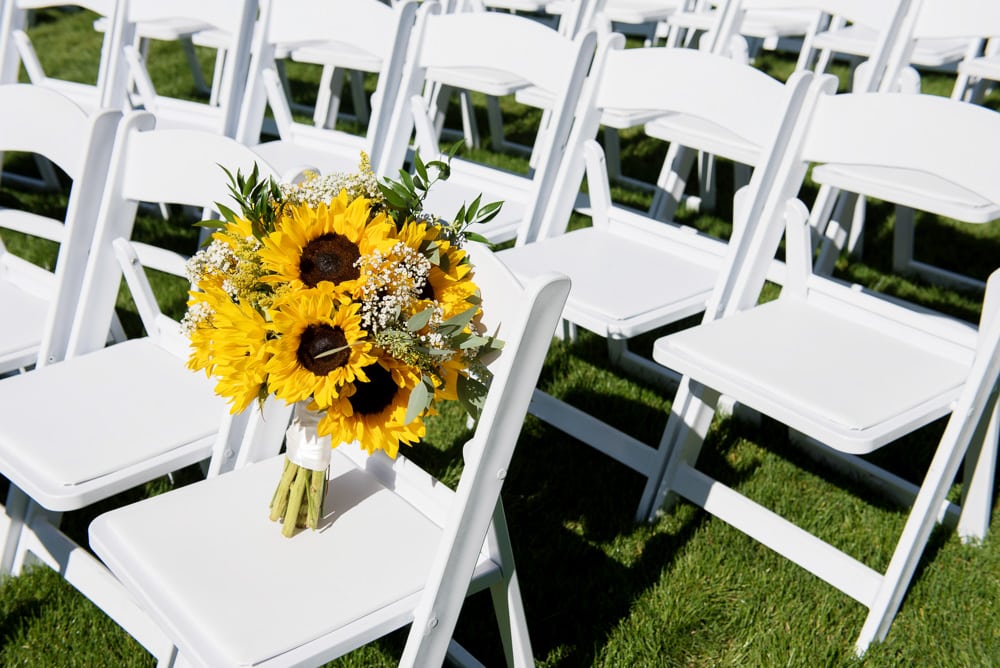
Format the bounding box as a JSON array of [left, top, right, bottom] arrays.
[[1, 8, 998, 667]]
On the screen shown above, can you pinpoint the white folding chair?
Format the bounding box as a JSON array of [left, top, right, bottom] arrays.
[[645, 90, 1000, 654], [107, 0, 259, 138], [0, 110, 288, 663], [234, 0, 419, 178], [88, 243, 571, 667], [379, 3, 598, 245], [0, 0, 122, 112], [645, 0, 914, 222], [0, 84, 120, 375], [811, 0, 1000, 289], [498, 40, 828, 516]]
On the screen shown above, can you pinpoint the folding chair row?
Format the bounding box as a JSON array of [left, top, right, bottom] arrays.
[[494, 29, 998, 654]]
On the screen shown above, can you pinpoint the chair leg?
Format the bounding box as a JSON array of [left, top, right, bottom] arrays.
[[814, 190, 860, 275], [487, 504, 534, 668], [648, 143, 697, 222], [958, 396, 998, 542], [892, 204, 916, 276], [349, 70, 370, 125], [0, 485, 30, 575], [178, 36, 211, 97], [458, 90, 481, 149], [697, 151, 716, 212], [639, 378, 721, 523], [856, 403, 983, 654]]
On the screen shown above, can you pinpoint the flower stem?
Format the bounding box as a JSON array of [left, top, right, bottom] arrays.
[[282, 465, 310, 537], [306, 468, 326, 529], [269, 457, 297, 522]]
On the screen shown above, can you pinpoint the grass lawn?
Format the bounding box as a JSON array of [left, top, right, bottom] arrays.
[[0, 7, 998, 667]]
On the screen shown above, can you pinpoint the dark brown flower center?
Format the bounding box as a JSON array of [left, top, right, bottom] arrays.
[[349, 362, 398, 416], [297, 324, 350, 375], [299, 233, 360, 287]]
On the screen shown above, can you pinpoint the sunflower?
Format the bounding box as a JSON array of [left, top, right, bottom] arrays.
[[317, 356, 425, 458], [186, 285, 271, 413], [265, 284, 376, 408], [258, 190, 395, 296]]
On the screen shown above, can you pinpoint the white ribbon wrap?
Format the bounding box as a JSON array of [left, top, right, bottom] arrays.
[[284, 403, 332, 472]]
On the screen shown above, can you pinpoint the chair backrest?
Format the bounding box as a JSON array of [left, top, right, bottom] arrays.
[[0, 83, 121, 367], [535, 35, 820, 241], [378, 2, 598, 242], [104, 0, 258, 137], [713, 87, 1000, 320], [400, 242, 570, 664], [235, 0, 419, 170], [65, 110, 281, 358]]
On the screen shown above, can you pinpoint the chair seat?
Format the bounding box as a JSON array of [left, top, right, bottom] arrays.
[[424, 66, 529, 97], [645, 111, 761, 166], [668, 8, 816, 39], [811, 163, 1000, 223], [90, 449, 499, 667], [288, 41, 382, 73], [93, 17, 212, 40], [653, 298, 971, 454], [812, 25, 970, 68], [0, 279, 47, 370], [0, 338, 223, 510], [499, 226, 718, 337], [600, 0, 685, 24]]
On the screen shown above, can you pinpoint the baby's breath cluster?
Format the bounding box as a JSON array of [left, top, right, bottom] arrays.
[[355, 242, 432, 332], [279, 155, 382, 210]]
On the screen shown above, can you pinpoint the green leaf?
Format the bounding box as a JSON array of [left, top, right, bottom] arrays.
[[404, 377, 433, 425], [475, 200, 503, 224], [406, 308, 434, 332], [414, 151, 429, 186], [215, 203, 240, 225]]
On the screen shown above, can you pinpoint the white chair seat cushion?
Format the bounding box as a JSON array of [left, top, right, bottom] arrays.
[[601, 0, 684, 24], [0, 280, 47, 365], [288, 41, 382, 73], [646, 111, 760, 166], [811, 163, 1000, 224], [91, 450, 471, 666], [499, 227, 717, 337], [0, 338, 223, 501], [653, 298, 969, 453], [812, 25, 969, 67], [424, 66, 529, 97], [668, 9, 815, 38]]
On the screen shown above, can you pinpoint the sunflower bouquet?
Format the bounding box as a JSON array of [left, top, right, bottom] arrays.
[[182, 153, 503, 536]]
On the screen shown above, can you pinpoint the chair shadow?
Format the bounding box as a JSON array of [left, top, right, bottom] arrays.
[[447, 408, 759, 666]]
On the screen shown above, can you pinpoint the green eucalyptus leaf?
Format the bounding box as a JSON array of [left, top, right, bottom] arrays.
[[407, 308, 434, 331], [404, 378, 433, 424]]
